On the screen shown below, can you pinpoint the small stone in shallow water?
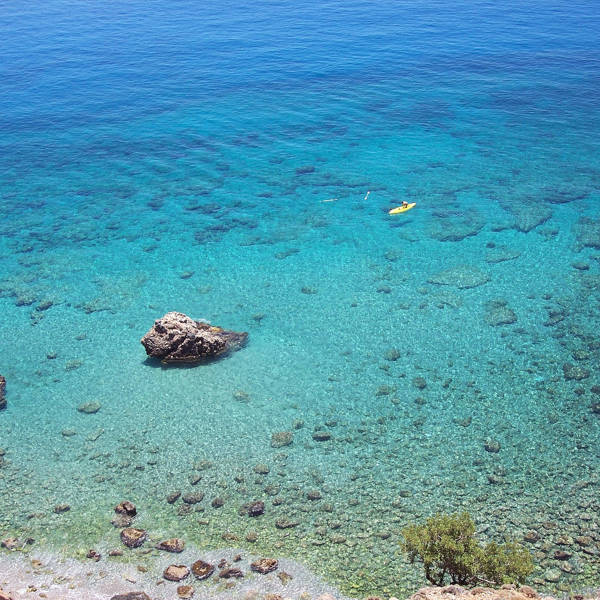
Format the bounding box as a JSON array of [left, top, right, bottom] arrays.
[[251, 558, 278, 574], [523, 530, 540, 543], [246, 500, 265, 517], [156, 538, 185, 553], [182, 491, 204, 504], [77, 401, 101, 414], [384, 348, 401, 361], [253, 463, 270, 474], [120, 527, 147, 548], [307, 490, 322, 501], [271, 431, 293, 447], [167, 491, 182, 504], [572, 262, 589, 270], [191, 559, 215, 580], [219, 567, 244, 578], [0, 375, 5, 410], [1, 538, 19, 550], [312, 431, 331, 441], [412, 377, 427, 390], [115, 501, 137, 516], [110, 594, 151, 600], [61, 428, 77, 437], [211, 496, 225, 508], [275, 517, 299, 529], [544, 568, 561, 583], [111, 514, 133, 528], [53, 504, 70, 514], [484, 439, 501, 453], [86, 549, 101, 561], [164, 564, 190, 581], [177, 586, 195, 599], [563, 363, 590, 380]]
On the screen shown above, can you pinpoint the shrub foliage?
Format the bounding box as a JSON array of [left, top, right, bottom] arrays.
[[401, 512, 534, 586]]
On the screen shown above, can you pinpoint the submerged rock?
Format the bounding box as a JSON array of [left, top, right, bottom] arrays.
[[141, 312, 247, 363], [428, 209, 485, 242], [485, 300, 517, 326], [563, 363, 590, 381], [110, 594, 151, 600], [271, 431, 293, 447], [156, 537, 185, 552], [177, 586, 195, 599], [191, 559, 215, 580], [115, 501, 137, 516], [0, 375, 5, 410], [428, 266, 490, 289], [120, 527, 147, 548], [251, 557, 278, 574], [77, 401, 101, 414], [164, 564, 190, 581]]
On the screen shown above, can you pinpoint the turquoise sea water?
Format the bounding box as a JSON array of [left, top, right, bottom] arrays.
[[1, 0, 600, 596]]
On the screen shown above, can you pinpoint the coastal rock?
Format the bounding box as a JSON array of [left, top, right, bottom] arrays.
[[250, 558, 278, 574], [407, 586, 546, 600], [141, 312, 248, 363], [164, 564, 190, 581], [0, 375, 5, 410], [156, 538, 185, 552], [0, 590, 14, 600], [120, 527, 147, 548], [191, 559, 215, 580], [110, 594, 151, 600], [428, 266, 490, 289]]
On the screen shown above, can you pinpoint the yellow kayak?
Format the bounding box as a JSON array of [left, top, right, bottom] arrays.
[[389, 202, 416, 215]]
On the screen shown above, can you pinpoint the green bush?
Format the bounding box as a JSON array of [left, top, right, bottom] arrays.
[[401, 512, 534, 587]]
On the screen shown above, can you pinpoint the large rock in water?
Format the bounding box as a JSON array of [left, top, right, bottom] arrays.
[[0, 376, 5, 411], [141, 312, 247, 363]]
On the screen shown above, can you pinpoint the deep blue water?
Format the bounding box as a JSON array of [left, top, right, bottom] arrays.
[[1, 1, 600, 597]]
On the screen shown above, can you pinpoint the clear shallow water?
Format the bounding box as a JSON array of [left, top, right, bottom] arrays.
[[1, 0, 600, 596]]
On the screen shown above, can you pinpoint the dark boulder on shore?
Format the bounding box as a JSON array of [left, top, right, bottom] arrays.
[[0, 375, 6, 410], [141, 312, 247, 363]]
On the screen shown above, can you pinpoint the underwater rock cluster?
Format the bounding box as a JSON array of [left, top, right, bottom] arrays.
[[141, 312, 248, 363]]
